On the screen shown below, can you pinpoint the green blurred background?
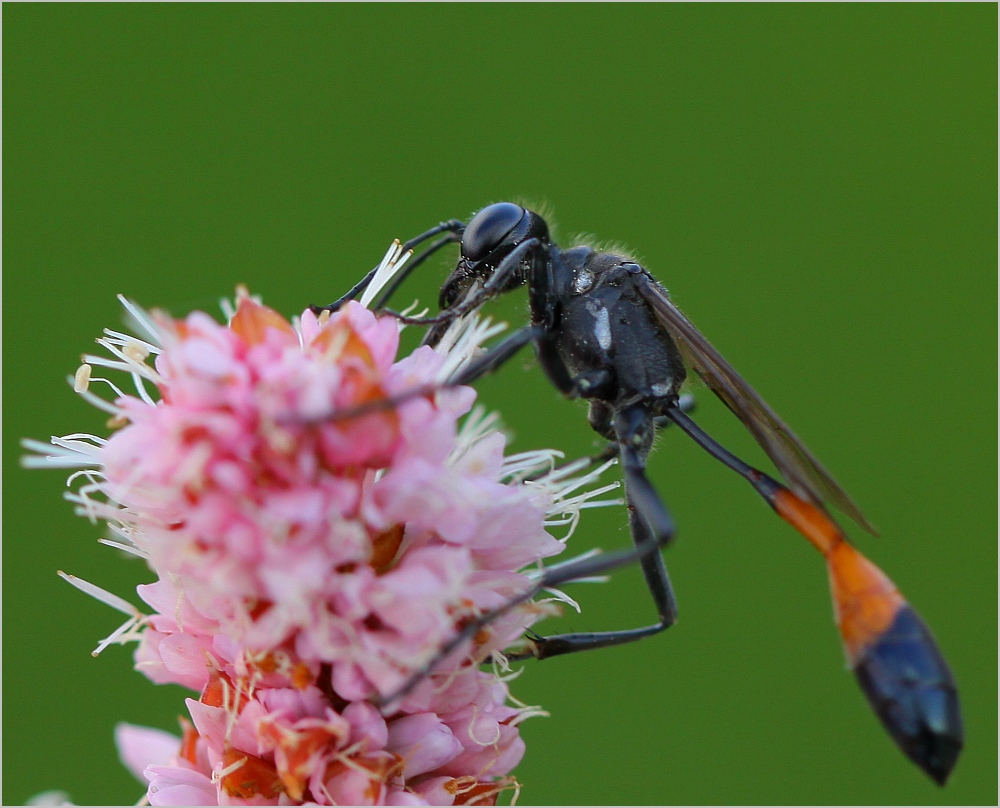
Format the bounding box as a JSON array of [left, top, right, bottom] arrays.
[[4, 4, 996, 805]]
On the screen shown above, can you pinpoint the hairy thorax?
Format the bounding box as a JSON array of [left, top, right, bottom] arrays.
[[555, 248, 686, 408]]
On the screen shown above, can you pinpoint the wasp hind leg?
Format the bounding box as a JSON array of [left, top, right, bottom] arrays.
[[511, 403, 679, 661], [374, 405, 681, 711]]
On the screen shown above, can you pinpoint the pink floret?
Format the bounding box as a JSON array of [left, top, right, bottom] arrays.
[[145, 765, 218, 807]]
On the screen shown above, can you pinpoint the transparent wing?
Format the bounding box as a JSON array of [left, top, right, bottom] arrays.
[[634, 271, 877, 536]]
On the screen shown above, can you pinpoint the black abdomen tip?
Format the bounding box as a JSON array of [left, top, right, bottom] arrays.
[[853, 605, 963, 785]]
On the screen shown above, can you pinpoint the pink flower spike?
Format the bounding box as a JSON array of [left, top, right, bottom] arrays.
[[24, 277, 624, 805]]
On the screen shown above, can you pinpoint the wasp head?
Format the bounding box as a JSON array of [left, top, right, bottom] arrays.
[[439, 202, 550, 309]]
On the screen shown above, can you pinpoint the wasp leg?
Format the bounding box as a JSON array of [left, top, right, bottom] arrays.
[[513, 498, 678, 661], [374, 405, 679, 710], [654, 392, 696, 427], [665, 405, 963, 785], [449, 325, 545, 385], [383, 238, 541, 326], [374, 507, 677, 710], [370, 232, 461, 311], [291, 324, 544, 426], [511, 403, 678, 660], [310, 219, 464, 314]]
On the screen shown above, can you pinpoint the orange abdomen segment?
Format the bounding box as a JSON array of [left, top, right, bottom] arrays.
[[773, 488, 843, 555], [826, 541, 906, 664]]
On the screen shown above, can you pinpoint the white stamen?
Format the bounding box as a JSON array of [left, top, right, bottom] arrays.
[[58, 571, 141, 616], [103, 329, 160, 355], [98, 538, 149, 559], [384, 298, 429, 335], [552, 480, 623, 511], [397, 299, 428, 320], [436, 314, 508, 383], [501, 449, 564, 481], [527, 547, 603, 577], [544, 480, 625, 542], [131, 373, 156, 406], [66, 470, 106, 493], [117, 295, 162, 346], [359, 240, 414, 308], [505, 704, 550, 726], [541, 454, 613, 484], [20, 435, 105, 469], [219, 296, 236, 321], [85, 374, 128, 401], [21, 452, 97, 470], [66, 492, 126, 524], [106, 522, 141, 544], [92, 615, 144, 656], [122, 341, 150, 362], [466, 703, 503, 746], [84, 346, 162, 384], [86, 335, 162, 404], [450, 405, 507, 465], [64, 483, 103, 516], [539, 587, 584, 613], [68, 376, 122, 414], [546, 460, 616, 499], [60, 432, 109, 444], [215, 756, 247, 781], [94, 337, 156, 369]]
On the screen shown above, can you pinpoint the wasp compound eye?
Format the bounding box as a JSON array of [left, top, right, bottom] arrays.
[[462, 202, 525, 262]]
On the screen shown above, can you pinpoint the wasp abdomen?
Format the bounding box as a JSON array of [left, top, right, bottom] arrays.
[[853, 605, 963, 785]]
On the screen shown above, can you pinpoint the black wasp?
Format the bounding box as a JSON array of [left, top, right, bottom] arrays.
[[314, 202, 962, 785]]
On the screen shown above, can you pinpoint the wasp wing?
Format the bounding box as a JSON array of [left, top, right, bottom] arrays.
[[633, 272, 877, 536]]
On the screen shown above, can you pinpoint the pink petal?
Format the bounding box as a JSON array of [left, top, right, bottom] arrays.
[[115, 723, 181, 783], [157, 633, 214, 689], [386, 713, 463, 778], [385, 789, 429, 806], [410, 776, 456, 805], [317, 764, 384, 806], [146, 764, 217, 806], [343, 701, 389, 751], [185, 699, 227, 760], [439, 722, 525, 779]]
